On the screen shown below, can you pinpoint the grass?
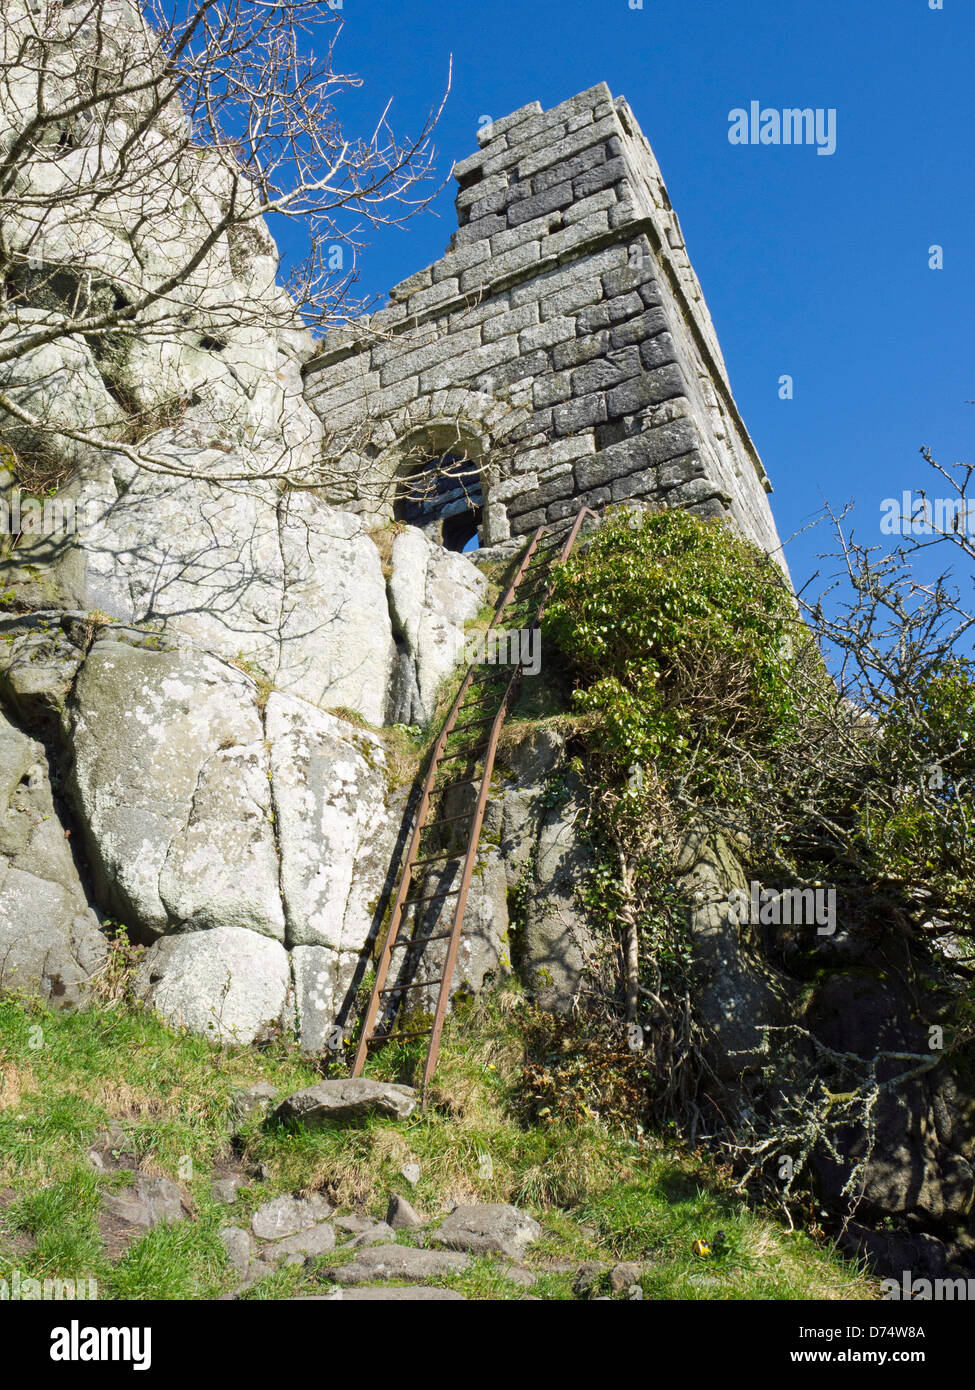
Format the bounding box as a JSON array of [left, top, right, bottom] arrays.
[[228, 655, 274, 710], [0, 986, 879, 1301]]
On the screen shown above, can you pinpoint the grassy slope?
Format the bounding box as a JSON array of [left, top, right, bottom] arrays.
[[0, 987, 877, 1301]]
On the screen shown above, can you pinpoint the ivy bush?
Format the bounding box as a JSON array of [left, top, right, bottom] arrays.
[[544, 506, 802, 794]]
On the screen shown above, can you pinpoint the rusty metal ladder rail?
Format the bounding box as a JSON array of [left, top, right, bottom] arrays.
[[350, 506, 598, 1102], [349, 525, 549, 1081], [417, 506, 598, 1102]]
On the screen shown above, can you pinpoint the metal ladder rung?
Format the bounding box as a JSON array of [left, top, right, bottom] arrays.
[[449, 714, 496, 735], [390, 929, 455, 950], [401, 889, 458, 910], [437, 744, 488, 764], [460, 693, 505, 711], [417, 811, 473, 839], [465, 681, 513, 699], [381, 976, 443, 996], [431, 779, 482, 801], [421, 810, 474, 829], [366, 1029, 433, 1046], [410, 848, 462, 870], [471, 662, 513, 677]]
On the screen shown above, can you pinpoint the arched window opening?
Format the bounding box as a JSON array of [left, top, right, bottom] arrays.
[[394, 452, 483, 553], [443, 510, 482, 553]]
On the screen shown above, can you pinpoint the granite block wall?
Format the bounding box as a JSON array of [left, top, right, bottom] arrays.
[[303, 84, 783, 562]]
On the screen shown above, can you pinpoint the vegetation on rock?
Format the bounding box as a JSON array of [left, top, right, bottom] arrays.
[[537, 497, 975, 1252]]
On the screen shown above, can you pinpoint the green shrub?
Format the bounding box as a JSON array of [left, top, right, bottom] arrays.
[[544, 507, 801, 794]]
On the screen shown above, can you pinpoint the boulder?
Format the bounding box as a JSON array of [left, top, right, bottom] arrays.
[[273, 1079, 418, 1127], [157, 740, 285, 941], [0, 612, 88, 734], [211, 1176, 247, 1205], [521, 775, 595, 1011], [6, 460, 399, 728], [387, 527, 487, 724], [0, 311, 126, 474], [0, 0, 324, 484], [261, 1222, 336, 1264], [386, 1194, 424, 1230], [429, 1203, 541, 1259], [838, 1222, 949, 1281], [496, 727, 566, 888], [219, 1227, 252, 1279], [455, 847, 512, 989], [806, 972, 975, 1228], [69, 463, 289, 678], [136, 926, 291, 1045], [227, 1084, 279, 1128], [250, 1193, 334, 1242], [297, 1286, 467, 1301], [0, 711, 106, 1007], [333, 1215, 397, 1248], [573, 1262, 610, 1297], [265, 692, 393, 954], [289, 945, 359, 1056], [331, 1245, 470, 1285], [239, 1257, 274, 1290], [609, 1261, 649, 1294], [0, 10, 405, 726], [276, 495, 397, 724], [47, 632, 399, 1051], [675, 828, 794, 1077], [101, 1175, 187, 1228], [66, 633, 281, 938]]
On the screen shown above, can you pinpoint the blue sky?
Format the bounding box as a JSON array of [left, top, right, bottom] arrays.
[[283, 0, 974, 600]]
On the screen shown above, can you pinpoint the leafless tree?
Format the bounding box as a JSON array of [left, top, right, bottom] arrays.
[[0, 0, 447, 487], [654, 445, 974, 944]]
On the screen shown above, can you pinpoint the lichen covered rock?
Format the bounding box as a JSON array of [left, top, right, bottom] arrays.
[[0, 711, 106, 1006]]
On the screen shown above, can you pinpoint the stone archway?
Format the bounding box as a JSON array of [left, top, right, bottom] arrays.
[[374, 389, 531, 547], [392, 435, 484, 552]]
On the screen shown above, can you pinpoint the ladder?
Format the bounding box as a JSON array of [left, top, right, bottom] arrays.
[[350, 506, 598, 1104]]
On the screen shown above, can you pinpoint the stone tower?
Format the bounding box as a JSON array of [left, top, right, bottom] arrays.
[[304, 83, 783, 561]]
